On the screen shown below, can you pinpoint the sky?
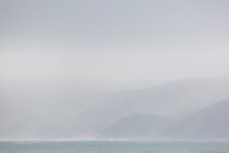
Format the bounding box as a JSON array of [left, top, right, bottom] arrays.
[[1, 0, 229, 82], [1, 0, 229, 140]]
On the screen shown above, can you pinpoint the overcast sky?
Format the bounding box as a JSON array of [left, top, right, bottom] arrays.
[[1, 0, 229, 82]]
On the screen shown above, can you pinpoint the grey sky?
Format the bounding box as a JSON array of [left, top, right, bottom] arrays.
[[1, 0, 229, 140], [1, 0, 229, 81]]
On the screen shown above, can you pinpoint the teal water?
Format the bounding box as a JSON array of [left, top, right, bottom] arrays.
[[0, 141, 228, 153]]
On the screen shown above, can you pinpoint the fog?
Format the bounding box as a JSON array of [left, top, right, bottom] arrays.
[[1, 0, 229, 140]]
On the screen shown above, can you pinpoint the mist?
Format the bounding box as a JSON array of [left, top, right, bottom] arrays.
[[1, 0, 229, 140]]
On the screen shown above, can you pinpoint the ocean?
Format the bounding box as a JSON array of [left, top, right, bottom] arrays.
[[0, 140, 228, 153]]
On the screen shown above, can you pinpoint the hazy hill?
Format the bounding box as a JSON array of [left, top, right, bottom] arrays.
[[98, 113, 172, 139], [73, 77, 229, 138], [1, 77, 229, 139], [168, 99, 229, 140], [99, 99, 229, 140]]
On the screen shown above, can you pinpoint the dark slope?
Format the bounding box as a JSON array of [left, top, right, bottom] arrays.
[[98, 113, 172, 139], [72, 78, 229, 137], [168, 99, 229, 139]]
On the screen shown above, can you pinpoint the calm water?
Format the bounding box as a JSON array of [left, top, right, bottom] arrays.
[[0, 140, 228, 153]]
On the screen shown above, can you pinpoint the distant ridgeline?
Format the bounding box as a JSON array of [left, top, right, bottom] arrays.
[[98, 99, 229, 140], [1, 77, 229, 140]]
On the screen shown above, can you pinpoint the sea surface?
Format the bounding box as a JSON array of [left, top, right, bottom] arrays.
[[0, 140, 228, 153]]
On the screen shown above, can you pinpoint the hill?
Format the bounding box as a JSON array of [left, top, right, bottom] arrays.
[[168, 99, 229, 140], [98, 113, 172, 139], [72, 77, 229, 138]]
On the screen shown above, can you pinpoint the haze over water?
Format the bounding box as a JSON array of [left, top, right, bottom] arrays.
[[1, 2, 229, 153]]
